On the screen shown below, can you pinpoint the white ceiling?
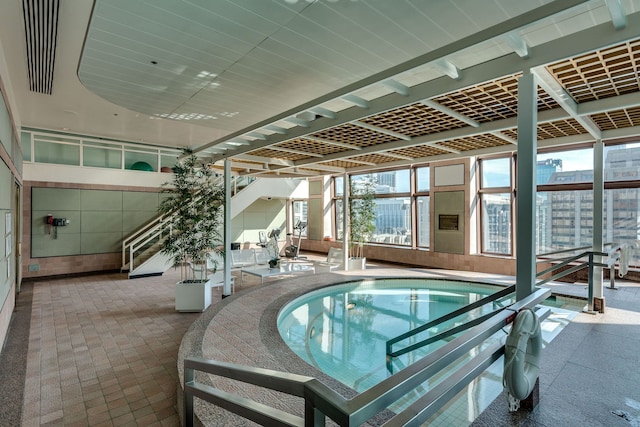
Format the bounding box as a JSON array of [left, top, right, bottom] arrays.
[[2, 0, 640, 175]]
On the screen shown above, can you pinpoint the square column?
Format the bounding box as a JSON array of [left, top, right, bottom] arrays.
[[516, 72, 538, 301]]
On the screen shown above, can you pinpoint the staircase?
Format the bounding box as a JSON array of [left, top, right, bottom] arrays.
[[122, 176, 305, 278]]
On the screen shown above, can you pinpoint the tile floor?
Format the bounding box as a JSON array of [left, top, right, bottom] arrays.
[[2, 258, 639, 426], [19, 269, 202, 427]]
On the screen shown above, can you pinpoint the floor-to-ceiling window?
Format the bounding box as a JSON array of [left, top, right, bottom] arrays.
[[332, 166, 426, 248], [478, 157, 513, 255]]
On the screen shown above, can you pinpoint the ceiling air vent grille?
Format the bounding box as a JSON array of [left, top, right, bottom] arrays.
[[22, 0, 60, 95]]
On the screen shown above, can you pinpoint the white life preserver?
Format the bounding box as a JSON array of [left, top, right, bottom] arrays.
[[503, 308, 542, 401]]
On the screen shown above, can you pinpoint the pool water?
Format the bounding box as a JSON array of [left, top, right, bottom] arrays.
[[277, 278, 578, 426], [277, 278, 515, 391]]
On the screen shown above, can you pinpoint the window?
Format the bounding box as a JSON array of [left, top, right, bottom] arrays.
[[537, 147, 593, 185], [416, 195, 430, 247], [292, 200, 308, 237], [536, 190, 593, 252], [479, 157, 512, 255], [416, 166, 430, 192], [416, 166, 430, 248], [333, 167, 422, 248]]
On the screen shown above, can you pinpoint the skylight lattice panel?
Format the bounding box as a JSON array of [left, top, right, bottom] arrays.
[[281, 138, 350, 156], [247, 147, 309, 161], [501, 119, 588, 140], [590, 107, 640, 130], [536, 119, 587, 139], [438, 134, 512, 151], [359, 103, 469, 137], [390, 145, 450, 158], [432, 75, 521, 123], [311, 124, 397, 147], [319, 159, 368, 169], [546, 40, 640, 103], [346, 154, 401, 165]]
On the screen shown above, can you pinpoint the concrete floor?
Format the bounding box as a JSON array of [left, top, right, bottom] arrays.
[[1, 258, 639, 426]]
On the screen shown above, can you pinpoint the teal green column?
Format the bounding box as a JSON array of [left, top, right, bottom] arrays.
[[342, 173, 350, 270], [592, 139, 604, 309], [516, 72, 538, 301], [223, 160, 232, 296]]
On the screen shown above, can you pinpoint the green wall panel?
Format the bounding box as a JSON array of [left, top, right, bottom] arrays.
[[31, 188, 160, 258], [0, 163, 10, 210], [32, 188, 81, 211], [81, 189, 122, 211], [122, 211, 156, 232], [81, 232, 123, 254], [32, 232, 81, 258], [32, 210, 81, 234], [123, 191, 158, 211], [81, 211, 122, 233]]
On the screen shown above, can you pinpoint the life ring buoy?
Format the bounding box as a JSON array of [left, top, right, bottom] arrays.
[[503, 308, 542, 401]]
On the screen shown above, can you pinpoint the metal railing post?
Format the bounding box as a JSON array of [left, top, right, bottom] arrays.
[[587, 252, 594, 311], [184, 367, 194, 427], [305, 400, 327, 427]]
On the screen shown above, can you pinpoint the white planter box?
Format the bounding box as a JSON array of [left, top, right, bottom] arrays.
[[175, 280, 212, 312], [348, 257, 366, 271]]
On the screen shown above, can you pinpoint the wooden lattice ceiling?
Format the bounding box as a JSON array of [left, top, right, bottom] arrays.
[[226, 37, 640, 178]]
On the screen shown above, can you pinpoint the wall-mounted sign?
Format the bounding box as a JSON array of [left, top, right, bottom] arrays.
[[439, 214, 459, 231]]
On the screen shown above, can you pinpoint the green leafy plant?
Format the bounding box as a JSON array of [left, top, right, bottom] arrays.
[[159, 148, 225, 282], [349, 175, 376, 259]]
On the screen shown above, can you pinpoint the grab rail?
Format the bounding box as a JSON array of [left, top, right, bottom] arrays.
[[183, 287, 551, 427], [385, 284, 515, 361], [535, 249, 614, 311]]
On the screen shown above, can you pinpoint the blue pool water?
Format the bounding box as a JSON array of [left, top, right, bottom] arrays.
[[277, 278, 515, 392]]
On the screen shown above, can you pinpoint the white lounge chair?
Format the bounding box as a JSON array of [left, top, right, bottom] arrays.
[[314, 247, 344, 273], [230, 248, 257, 269]]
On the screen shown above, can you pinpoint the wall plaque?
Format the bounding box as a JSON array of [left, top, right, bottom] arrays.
[[439, 214, 459, 231]]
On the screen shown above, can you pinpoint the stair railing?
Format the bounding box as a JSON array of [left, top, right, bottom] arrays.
[[121, 175, 252, 274], [184, 287, 550, 427]]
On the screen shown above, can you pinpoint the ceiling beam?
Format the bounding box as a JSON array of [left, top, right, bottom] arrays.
[[267, 146, 325, 158], [432, 59, 460, 80], [606, 0, 627, 29], [342, 94, 369, 109], [303, 135, 362, 150], [532, 66, 602, 139], [309, 106, 337, 119], [381, 79, 410, 96], [503, 32, 529, 58], [352, 121, 412, 141], [421, 99, 480, 127]]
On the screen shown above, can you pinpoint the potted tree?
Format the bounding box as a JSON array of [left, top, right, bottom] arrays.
[[159, 148, 225, 312], [349, 174, 376, 270]]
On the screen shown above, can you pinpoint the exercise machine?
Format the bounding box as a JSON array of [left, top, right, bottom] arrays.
[[284, 220, 307, 259]]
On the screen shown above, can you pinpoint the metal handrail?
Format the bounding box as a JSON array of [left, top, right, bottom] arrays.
[[184, 287, 551, 427], [535, 249, 612, 311], [385, 284, 515, 360]]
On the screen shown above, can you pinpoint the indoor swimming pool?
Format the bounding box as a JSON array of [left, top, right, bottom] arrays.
[[277, 277, 580, 426]]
